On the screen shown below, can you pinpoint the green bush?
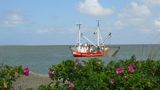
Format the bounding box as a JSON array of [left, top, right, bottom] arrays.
[[0, 65, 29, 90], [44, 56, 160, 90]]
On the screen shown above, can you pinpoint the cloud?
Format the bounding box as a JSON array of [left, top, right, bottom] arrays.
[[3, 11, 25, 27], [114, 20, 125, 30], [154, 17, 160, 29], [36, 28, 51, 34], [119, 2, 151, 18], [78, 0, 113, 16], [131, 2, 151, 17], [145, 0, 160, 6], [36, 25, 70, 35], [115, 2, 152, 32]]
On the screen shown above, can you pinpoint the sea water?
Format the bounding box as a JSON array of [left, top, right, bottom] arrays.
[[0, 44, 160, 74]]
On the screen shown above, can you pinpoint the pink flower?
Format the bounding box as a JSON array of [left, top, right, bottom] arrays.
[[23, 66, 29, 76], [12, 87, 16, 90], [48, 71, 54, 78], [76, 61, 81, 65], [128, 64, 136, 73], [68, 82, 75, 88], [109, 80, 115, 85], [130, 64, 136, 69], [116, 67, 124, 74]]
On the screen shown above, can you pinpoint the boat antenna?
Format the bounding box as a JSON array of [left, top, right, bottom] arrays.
[[77, 24, 81, 45]]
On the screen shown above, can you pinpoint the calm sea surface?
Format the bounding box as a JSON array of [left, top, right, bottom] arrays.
[[0, 44, 160, 74]]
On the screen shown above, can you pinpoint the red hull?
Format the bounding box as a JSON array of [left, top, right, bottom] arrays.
[[73, 51, 103, 57]]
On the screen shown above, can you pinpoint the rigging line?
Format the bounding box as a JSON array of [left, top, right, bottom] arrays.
[[82, 34, 97, 47]]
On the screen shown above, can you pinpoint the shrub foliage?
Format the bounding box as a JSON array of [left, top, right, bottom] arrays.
[[0, 65, 29, 90], [46, 56, 160, 90]]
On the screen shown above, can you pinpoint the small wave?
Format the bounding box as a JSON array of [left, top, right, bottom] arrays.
[[30, 71, 48, 77]]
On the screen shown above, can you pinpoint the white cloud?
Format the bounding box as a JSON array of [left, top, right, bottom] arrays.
[[145, 0, 160, 6], [154, 17, 160, 28], [36, 25, 69, 35], [115, 2, 152, 32], [37, 28, 51, 34], [121, 2, 151, 18], [114, 20, 125, 30], [131, 2, 151, 17], [3, 11, 25, 27], [78, 0, 113, 16]]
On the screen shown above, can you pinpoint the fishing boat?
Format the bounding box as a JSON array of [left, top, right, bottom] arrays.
[[71, 21, 110, 57]]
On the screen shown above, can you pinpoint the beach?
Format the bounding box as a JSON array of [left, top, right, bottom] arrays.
[[13, 72, 52, 90]]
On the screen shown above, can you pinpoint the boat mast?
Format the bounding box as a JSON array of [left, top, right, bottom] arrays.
[[97, 20, 100, 46], [96, 20, 104, 46], [77, 24, 81, 45]]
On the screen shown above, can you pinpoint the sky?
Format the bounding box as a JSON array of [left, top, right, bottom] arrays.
[[0, 0, 160, 45]]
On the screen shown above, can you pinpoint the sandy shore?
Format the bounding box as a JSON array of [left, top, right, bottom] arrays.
[[13, 72, 52, 90]]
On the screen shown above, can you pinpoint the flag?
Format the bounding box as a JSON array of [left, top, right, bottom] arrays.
[[81, 33, 83, 36], [109, 32, 111, 37]]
